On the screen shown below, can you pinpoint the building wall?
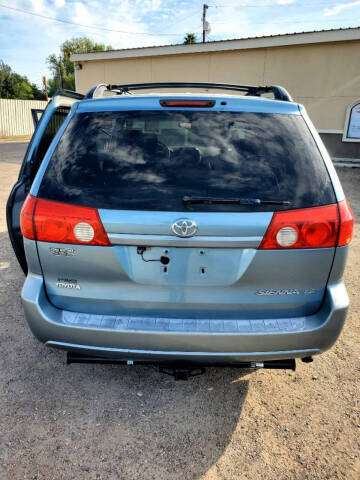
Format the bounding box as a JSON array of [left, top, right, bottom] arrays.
[[0, 99, 48, 137], [75, 40, 360, 157]]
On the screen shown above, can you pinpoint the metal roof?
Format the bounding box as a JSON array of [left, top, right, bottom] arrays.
[[71, 26, 360, 62]]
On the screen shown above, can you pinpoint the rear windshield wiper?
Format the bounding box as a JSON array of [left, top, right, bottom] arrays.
[[182, 196, 291, 206]]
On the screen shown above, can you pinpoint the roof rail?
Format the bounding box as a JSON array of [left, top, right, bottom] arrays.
[[53, 89, 85, 100], [84, 82, 293, 102]]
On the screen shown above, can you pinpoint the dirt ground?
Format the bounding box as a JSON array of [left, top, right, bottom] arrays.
[[0, 144, 359, 480]]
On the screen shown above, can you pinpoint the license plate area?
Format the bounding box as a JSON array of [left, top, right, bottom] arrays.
[[115, 246, 256, 286]]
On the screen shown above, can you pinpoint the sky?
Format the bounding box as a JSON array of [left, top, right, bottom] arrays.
[[1, 0, 360, 87]]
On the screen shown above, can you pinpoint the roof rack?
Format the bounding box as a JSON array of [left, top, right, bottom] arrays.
[[84, 82, 293, 102]]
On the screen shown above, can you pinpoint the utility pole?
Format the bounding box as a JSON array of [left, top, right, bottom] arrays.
[[58, 65, 63, 89], [42, 76, 48, 101], [202, 4, 208, 43]]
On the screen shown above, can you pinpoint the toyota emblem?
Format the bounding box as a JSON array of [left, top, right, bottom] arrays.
[[171, 219, 197, 237]]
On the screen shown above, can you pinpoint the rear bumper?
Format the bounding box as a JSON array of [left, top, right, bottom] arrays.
[[22, 274, 349, 363]]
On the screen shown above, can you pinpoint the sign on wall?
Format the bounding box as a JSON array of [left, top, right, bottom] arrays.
[[343, 100, 360, 142]]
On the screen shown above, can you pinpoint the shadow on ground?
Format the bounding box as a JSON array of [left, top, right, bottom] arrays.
[[0, 234, 249, 480]]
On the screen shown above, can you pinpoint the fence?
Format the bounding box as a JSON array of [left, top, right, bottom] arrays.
[[0, 98, 48, 137]]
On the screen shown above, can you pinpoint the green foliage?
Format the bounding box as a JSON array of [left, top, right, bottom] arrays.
[[47, 37, 112, 95], [30, 82, 46, 100], [183, 33, 197, 44], [0, 60, 45, 100]]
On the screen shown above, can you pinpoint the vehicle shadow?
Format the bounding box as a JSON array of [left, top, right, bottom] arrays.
[[3, 342, 250, 479], [1, 234, 250, 480]]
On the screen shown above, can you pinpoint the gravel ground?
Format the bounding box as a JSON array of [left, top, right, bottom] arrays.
[[0, 143, 359, 480]]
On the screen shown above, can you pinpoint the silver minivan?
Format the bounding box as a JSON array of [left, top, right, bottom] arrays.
[[7, 83, 354, 376]]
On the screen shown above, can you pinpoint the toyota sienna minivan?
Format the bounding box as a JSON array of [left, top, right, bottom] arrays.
[[7, 83, 354, 375]]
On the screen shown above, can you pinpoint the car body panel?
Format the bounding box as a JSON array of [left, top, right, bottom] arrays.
[[35, 237, 334, 319], [299, 104, 345, 202], [21, 273, 348, 362], [100, 209, 272, 248], [75, 94, 301, 115]]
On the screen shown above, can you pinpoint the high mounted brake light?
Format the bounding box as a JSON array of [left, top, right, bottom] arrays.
[[159, 100, 215, 108], [259, 201, 353, 250], [20, 195, 110, 246]]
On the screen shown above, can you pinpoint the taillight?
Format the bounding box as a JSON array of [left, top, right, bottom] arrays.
[[20, 195, 110, 246], [338, 199, 354, 246], [20, 194, 36, 240], [259, 203, 343, 250], [159, 100, 215, 107]]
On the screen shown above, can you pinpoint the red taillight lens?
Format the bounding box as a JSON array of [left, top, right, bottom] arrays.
[[20, 195, 110, 246], [301, 221, 333, 247], [259, 204, 340, 249], [20, 194, 37, 240], [159, 100, 215, 107], [338, 199, 354, 246]]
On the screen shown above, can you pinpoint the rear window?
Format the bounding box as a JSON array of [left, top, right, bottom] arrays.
[[37, 110, 336, 212]]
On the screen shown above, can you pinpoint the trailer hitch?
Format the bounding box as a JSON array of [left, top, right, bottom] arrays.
[[66, 353, 296, 380], [159, 366, 206, 381]]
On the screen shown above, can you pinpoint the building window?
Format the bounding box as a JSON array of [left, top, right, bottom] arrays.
[[343, 100, 360, 142]]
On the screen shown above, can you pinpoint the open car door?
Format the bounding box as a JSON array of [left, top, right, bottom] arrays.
[[31, 108, 45, 128], [6, 89, 84, 274]]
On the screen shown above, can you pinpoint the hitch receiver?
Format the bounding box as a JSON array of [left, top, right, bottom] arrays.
[[159, 366, 206, 381], [66, 353, 296, 379]]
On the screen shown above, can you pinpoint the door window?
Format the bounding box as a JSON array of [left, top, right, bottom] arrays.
[[29, 107, 70, 182]]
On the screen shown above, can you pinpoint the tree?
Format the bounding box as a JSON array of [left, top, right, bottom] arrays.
[[183, 33, 197, 44], [30, 82, 46, 100], [0, 60, 45, 100], [0, 61, 13, 98], [47, 37, 112, 95]]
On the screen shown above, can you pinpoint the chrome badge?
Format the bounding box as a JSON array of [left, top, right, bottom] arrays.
[[171, 219, 197, 238], [49, 247, 76, 256], [56, 278, 80, 290]]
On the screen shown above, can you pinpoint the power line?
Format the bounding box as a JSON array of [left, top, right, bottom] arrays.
[[211, 17, 359, 26], [208, 1, 338, 7], [1, 1, 357, 46], [0, 3, 184, 36]]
